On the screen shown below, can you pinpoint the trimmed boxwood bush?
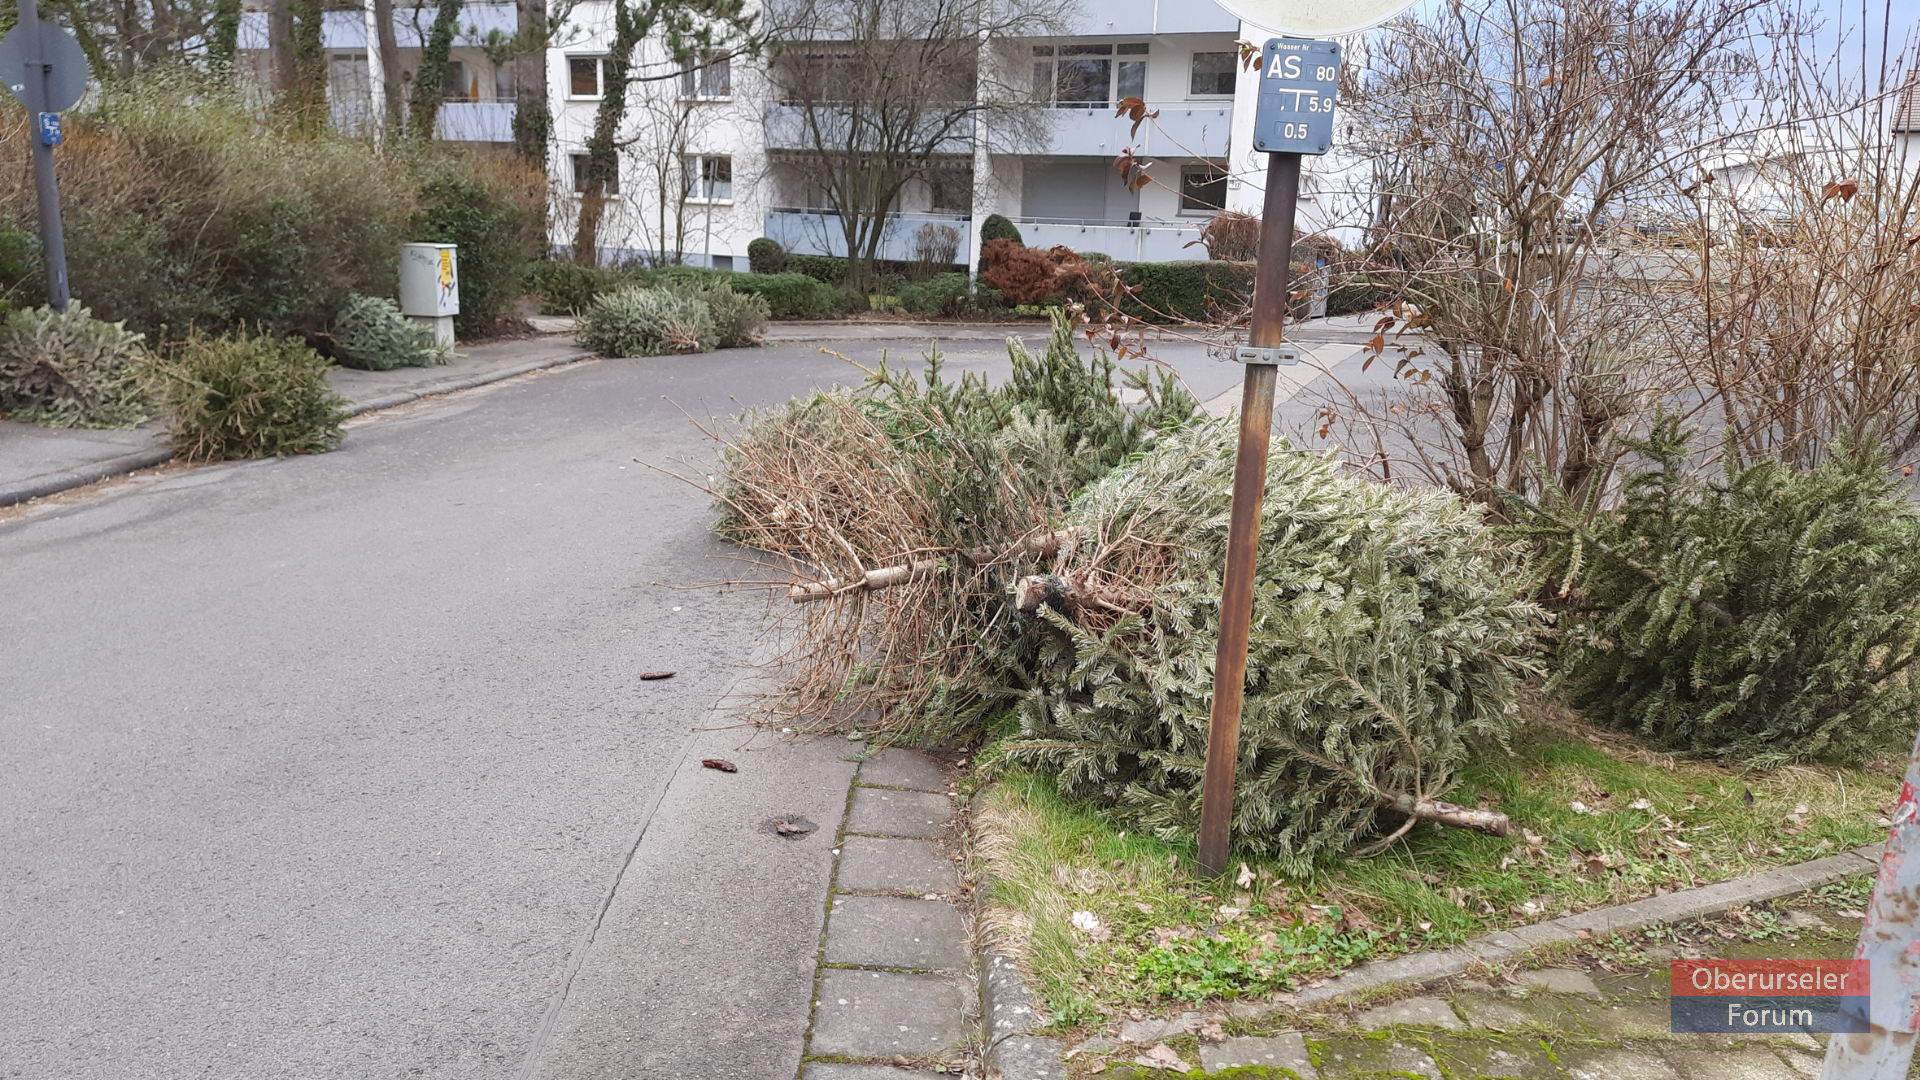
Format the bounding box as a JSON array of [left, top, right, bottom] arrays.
[[980, 213, 1022, 247], [747, 237, 787, 274], [146, 330, 347, 460], [729, 272, 854, 320], [1112, 260, 1255, 323], [528, 261, 627, 315], [786, 254, 849, 286]]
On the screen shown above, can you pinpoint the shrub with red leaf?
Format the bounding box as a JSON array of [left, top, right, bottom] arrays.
[[982, 238, 1062, 305]]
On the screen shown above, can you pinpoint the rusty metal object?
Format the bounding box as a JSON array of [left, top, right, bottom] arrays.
[[1197, 151, 1301, 878], [1822, 728, 1920, 1079]]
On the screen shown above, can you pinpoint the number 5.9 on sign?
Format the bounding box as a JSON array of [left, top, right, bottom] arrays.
[[1253, 38, 1341, 155]]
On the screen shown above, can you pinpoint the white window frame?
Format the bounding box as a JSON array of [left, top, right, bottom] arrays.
[[684, 154, 733, 204], [566, 55, 605, 100], [1188, 51, 1236, 98], [572, 153, 620, 197], [679, 52, 732, 100], [1032, 41, 1148, 109]]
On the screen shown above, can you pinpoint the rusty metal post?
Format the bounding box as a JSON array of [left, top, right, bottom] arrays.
[[1196, 151, 1301, 878], [1821, 726, 1920, 1078]]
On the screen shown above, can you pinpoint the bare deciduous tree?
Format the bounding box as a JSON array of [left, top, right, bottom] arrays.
[[762, 0, 1065, 290], [1340, 0, 1762, 513]]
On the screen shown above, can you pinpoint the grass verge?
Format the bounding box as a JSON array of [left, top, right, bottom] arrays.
[[972, 716, 1895, 1030]]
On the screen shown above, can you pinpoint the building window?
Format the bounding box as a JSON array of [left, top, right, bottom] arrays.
[[1033, 42, 1147, 108], [568, 56, 604, 98], [680, 52, 731, 98], [927, 172, 971, 214], [493, 63, 514, 102], [1189, 51, 1236, 96], [572, 153, 619, 196], [443, 59, 476, 101], [686, 155, 732, 202], [1180, 163, 1226, 213]]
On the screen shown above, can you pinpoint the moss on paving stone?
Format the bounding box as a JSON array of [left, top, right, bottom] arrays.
[[1449, 992, 1587, 1034]]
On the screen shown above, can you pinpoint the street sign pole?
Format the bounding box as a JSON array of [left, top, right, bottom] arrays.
[[1196, 149, 1300, 878], [1195, 36, 1340, 878], [16, 0, 69, 310]]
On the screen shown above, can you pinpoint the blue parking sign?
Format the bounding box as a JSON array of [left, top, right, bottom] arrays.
[[1252, 38, 1340, 155]]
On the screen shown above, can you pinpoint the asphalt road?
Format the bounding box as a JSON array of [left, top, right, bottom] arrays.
[[0, 342, 905, 1079], [0, 325, 1375, 1079]]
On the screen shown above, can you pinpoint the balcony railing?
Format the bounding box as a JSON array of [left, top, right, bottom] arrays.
[[1014, 217, 1206, 262], [765, 209, 972, 262], [1038, 102, 1232, 158], [435, 102, 517, 143]]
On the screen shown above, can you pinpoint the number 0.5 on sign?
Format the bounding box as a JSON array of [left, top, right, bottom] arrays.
[[1252, 38, 1341, 155]]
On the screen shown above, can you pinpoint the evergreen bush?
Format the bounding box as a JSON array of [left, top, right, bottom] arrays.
[[1112, 260, 1256, 323], [654, 278, 770, 348], [0, 303, 149, 428], [1550, 419, 1920, 765], [899, 272, 993, 318], [330, 293, 449, 370], [980, 213, 1023, 247], [730, 272, 852, 319], [410, 154, 545, 336], [145, 330, 347, 460], [747, 237, 787, 274], [786, 254, 849, 286], [576, 287, 715, 357], [527, 261, 627, 314], [1003, 421, 1542, 870]]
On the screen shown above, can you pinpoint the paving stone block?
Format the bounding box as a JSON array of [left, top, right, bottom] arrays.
[[1349, 995, 1463, 1030], [1316, 1041, 1440, 1079], [1119, 1013, 1200, 1043], [1518, 967, 1603, 996], [837, 836, 958, 895], [1200, 1033, 1317, 1076], [1452, 991, 1584, 1033], [1564, 1048, 1682, 1080], [824, 894, 969, 970], [1665, 1047, 1805, 1080], [1427, 1035, 1565, 1079], [992, 1033, 1069, 1080], [810, 968, 968, 1058], [859, 748, 949, 793], [806, 1065, 944, 1080], [1776, 1046, 1822, 1078], [1576, 999, 1676, 1039], [847, 787, 952, 839]]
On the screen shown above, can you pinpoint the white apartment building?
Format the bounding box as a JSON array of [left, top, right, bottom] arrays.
[[242, 1, 1363, 269]]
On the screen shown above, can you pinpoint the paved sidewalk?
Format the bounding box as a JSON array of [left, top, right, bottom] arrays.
[[802, 747, 974, 1079], [0, 335, 589, 506]]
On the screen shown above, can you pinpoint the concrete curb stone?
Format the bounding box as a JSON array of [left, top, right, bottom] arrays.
[[1286, 844, 1883, 1009], [0, 349, 591, 508]]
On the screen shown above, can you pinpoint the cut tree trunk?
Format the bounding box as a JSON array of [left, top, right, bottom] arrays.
[[788, 529, 1078, 604], [1384, 794, 1510, 836]]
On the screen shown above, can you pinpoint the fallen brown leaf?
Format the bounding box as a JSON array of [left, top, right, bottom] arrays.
[[702, 758, 738, 773], [640, 671, 676, 681]]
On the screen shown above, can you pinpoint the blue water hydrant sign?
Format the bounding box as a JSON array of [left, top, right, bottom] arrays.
[[1252, 38, 1341, 155]]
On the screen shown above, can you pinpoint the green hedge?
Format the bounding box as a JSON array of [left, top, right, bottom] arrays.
[[527, 261, 627, 315], [729, 273, 856, 320], [785, 254, 849, 286], [1112, 260, 1255, 323]]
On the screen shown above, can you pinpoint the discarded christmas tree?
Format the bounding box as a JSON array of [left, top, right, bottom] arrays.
[[1002, 421, 1543, 871]]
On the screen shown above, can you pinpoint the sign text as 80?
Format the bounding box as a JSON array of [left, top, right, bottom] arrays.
[[1252, 38, 1341, 156]]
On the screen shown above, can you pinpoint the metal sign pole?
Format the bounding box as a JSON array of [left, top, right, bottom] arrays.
[[16, 0, 69, 310], [1820, 726, 1920, 1078], [1197, 150, 1301, 878]]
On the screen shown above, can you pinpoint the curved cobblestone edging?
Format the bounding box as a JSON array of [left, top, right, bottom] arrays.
[[1285, 842, 1884, 1012]]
